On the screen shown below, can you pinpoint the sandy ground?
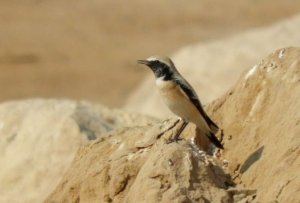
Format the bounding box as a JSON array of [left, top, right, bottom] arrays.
[[1, 0, 300, 106]]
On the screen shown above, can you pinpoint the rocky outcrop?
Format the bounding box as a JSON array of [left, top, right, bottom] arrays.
[[46, 119, 238, 203], [0, 99, 155, 203], [47, 47, 300, 203], [126, 14, 300, 118], [206, 47, 300, 202]]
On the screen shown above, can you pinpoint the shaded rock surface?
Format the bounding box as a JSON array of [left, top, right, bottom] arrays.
[[126, 14, 300, 118], [0, 99, 155, 203], [206, 47, 300, 202]]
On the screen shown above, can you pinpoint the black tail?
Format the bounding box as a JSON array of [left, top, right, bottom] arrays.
[[207, 132, 224, 149]]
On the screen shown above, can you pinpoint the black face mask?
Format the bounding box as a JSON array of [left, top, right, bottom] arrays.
[[149, 61, 173, 80]]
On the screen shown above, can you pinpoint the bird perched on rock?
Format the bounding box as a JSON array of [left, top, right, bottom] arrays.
[[138, 56, 223, 149]]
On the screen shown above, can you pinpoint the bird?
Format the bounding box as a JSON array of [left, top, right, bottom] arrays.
[[138, 56, 224, 149]]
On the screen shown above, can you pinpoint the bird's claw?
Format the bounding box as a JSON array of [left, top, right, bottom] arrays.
[[166, 136, 183, 144], [165, 120, 188, 144]]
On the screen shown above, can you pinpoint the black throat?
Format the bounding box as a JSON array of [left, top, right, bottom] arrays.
[[150, 62, 173, 80], [154, 68, 172, 80]]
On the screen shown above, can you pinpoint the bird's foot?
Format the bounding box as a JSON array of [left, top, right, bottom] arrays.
[[157, 118, 181, 139], [165, 120, 188, 144], [166, 136, 183, 144]]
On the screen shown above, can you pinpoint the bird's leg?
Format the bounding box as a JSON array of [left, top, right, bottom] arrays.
[[157, 118, 181, 139], [167, 120, 188, 143], [174, 121, 188, 140]]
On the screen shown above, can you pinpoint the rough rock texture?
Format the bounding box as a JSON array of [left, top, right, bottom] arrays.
[[46, 119, 236, 203], [206, 47, 300, 202], [47, 47, 300, 203], [126, 14, 300, 118], [0, 99, 155, 203]]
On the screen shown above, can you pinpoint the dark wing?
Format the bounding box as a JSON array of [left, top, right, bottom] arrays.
[[206, 131, 224, 149], [174, 77, 219, 133]]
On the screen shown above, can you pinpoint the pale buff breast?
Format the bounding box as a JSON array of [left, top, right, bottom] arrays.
[[155, 79, 210, 131]]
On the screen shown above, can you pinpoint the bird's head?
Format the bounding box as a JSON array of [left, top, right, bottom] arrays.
[[138, 56, 176, 80]]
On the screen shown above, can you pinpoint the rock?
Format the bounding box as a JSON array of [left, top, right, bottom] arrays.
[[0, 99, 155, 203], [2, 46, 300, 202], [206, 47, 300, 202], [126, 14, 300, 118], [47, 47, 300, 203], [46, 120, 234, 203]]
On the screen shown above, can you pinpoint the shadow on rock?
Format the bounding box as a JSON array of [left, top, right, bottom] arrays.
[[240, 146, 264, 174]]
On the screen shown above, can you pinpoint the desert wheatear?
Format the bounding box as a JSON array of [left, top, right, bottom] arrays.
[[138, 56, 223, 149]]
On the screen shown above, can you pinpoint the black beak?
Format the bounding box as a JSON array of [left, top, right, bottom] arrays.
[[137, 59, 150, 66]]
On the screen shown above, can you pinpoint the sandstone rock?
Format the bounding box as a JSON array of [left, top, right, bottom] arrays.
[[206, 47, 300, 202], [126, 14, 300, 118], [46, 120, 235, 203], [0, 99, 155, 203], [47, 47, 300, 203], [2, 45, 300, 203]]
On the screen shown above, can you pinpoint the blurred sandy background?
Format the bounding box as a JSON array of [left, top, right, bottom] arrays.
[[1, 0, 300, 107]]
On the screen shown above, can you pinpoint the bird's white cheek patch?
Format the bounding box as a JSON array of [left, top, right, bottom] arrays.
[[155, 77, 166, 87]]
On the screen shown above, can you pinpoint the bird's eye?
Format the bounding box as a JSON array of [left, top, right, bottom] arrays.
[[154, 60, 160, 65]]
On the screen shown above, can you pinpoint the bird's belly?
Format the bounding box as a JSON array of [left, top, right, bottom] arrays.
[[158, 83, 198, 121], [163, 95, 194, 119], [156, 80, 209, 131], [165, 97, 209, 131]]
